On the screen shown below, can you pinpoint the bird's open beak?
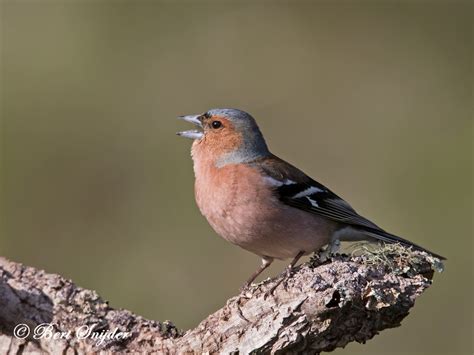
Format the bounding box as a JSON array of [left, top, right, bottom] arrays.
[[177, 114, 204, 140]]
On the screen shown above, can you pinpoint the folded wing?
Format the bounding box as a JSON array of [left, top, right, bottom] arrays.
[[252, 155, 445, 260]]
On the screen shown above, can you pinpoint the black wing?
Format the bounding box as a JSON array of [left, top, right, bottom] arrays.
[[276, 178, 382, 230], [253, 155, 445, 259]]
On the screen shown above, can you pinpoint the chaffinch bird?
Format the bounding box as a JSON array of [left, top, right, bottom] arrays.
[[177, 108, 444, 288]]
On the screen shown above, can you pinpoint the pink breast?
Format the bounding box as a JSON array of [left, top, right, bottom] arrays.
[[193, 160, 335, 259]]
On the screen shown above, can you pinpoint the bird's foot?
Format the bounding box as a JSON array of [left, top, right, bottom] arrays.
[[239, 282, 252, 294], [314, 239, 341, 264], [265, 266, 295, 298]]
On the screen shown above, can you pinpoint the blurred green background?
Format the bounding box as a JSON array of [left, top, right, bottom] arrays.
[[1, 1, 472, 354]]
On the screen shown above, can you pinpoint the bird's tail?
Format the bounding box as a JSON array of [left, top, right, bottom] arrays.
[[362, 227, 446, 260]]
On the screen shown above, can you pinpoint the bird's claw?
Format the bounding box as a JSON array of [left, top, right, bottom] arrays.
[[239, 283, 251, 293], [264, 266, 295, 298], [313, 239, 341, 264]]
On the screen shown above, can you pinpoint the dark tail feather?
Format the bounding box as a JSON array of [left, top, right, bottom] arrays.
[[363, 227, 446, 260]]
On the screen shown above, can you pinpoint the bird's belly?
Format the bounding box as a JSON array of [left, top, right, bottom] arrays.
[[197, 186, 335, 260], [194, 162, 337, 260]]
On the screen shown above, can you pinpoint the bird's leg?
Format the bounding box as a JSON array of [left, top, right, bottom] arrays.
[[268, 251, 305, 295], [286, 250, 305, 277], [240, 257, 273, 291]]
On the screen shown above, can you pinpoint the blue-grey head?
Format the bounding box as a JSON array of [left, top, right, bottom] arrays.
[[177, 108, 271, 166]]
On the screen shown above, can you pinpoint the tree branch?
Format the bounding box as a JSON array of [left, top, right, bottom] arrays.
[[0, 249, 442, 354]]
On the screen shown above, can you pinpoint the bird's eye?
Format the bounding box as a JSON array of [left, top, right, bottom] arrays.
[[211, 121, 222, 129]]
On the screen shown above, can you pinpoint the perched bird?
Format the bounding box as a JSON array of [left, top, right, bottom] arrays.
[[177, 108, 444, 288]]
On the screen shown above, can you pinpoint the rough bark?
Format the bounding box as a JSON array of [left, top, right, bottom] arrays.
[[0, 249, 442, 354]]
